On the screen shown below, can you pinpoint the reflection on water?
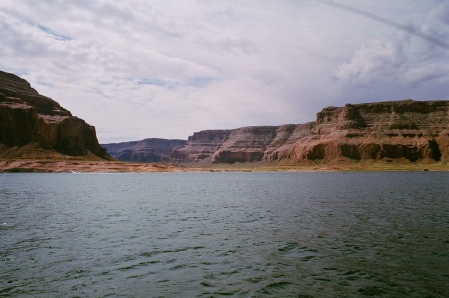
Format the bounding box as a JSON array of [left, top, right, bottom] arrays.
[[1, 172, 448, 297]]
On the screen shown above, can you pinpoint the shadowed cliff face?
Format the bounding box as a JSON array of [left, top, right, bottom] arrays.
[[171, 100, 449, 164], [0, 70, 111, 160], [102, 138, 187, 163]]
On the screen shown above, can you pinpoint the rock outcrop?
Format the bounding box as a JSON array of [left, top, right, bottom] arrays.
[[171, 100, 449, 164], [285, 100, 449, 163], [102, 138, 186, 163], [0, 70, 111, 160], [170, 124, 315, 163]]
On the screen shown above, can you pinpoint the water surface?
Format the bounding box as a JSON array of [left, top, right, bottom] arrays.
[[1, 172, 448, 297]]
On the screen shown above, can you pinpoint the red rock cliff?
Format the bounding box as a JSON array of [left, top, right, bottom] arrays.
[[288, 100, 449, 163], [170, 124, 315, 163], [0, 70, 111, 160], [171, 100, 449, 164]]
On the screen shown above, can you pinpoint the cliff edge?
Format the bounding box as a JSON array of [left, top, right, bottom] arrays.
[[0, 70, 111, 160]]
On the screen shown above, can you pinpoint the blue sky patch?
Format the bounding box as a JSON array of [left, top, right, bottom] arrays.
[[30, 22, 72, 41], [188, 77, 214, 88], [138, 78, 167, 86], [36, 81, 55, 88]]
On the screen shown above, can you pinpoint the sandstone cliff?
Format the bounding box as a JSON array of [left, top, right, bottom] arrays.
[[170, 124, 315, 163], [285, 100, 449, 163], [102, 138, 186, 163], [171, 100, 449, 164], [0, 70, 111, 160]]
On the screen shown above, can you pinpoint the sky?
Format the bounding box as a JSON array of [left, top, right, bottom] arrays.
[[1, 0, 449, 143]]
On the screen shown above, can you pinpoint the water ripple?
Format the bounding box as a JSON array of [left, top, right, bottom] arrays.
[[1, 172, 448, 297]]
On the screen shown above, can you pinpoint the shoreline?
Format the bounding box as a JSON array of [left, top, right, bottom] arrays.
[[0, 159, 448, 173]]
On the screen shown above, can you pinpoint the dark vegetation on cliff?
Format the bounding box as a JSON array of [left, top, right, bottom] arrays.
[[0, 70, 111, 160]]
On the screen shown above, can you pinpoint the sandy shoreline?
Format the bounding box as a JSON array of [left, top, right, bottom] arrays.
[[0, 160, 189, 173], [1, 159, 448, 173]]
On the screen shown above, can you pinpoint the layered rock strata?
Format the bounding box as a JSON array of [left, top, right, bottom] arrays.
[[285, 101, 449, 163], [170, 124, 315, 163], [102, 138, 186, 163], [171, 100, 449, 163], [0, 70, 110, 160]]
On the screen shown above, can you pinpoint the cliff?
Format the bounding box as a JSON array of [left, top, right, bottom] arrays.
[[0, 70, 111, 160], [171, 100, 449, 164], [170, 124, 315, 163], [102, 138, 186, 163], [286, 100, 449, 163]]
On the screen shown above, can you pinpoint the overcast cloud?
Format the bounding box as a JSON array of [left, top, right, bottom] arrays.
[[1, 0, 449, 143]]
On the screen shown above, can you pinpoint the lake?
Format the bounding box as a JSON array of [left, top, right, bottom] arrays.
[[1, 172, 448, 297]]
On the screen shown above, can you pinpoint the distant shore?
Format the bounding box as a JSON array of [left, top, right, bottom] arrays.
[[0, 159, 448, 173]]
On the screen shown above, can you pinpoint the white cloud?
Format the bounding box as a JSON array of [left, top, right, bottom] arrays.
[[334, 39, 406, 87], [1, 0, 449, 143]]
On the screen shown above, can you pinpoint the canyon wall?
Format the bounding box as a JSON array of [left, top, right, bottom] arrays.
[[170, 100, 449, 164], [102, 138, 186, 163], [0, 70, 110, 160], [170, 124, 315, 163], [286, 100, 449, 163], [6, 69, 446, 165]]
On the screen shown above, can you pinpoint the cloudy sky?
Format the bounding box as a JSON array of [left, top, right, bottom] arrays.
[[1, 0, 449, 143]]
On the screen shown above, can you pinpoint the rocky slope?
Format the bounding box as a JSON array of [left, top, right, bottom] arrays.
[[171, 100, 449, 164], [0, 70, 110, 160], [102, 138, 186, 163]]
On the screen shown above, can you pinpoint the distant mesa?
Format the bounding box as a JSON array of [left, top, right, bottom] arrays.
[[0, 70, 111, 160], [102, 139, 186, 163]]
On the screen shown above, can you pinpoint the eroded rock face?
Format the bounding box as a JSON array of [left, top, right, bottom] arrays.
[[289, 100, 449, 163], [0, 70, 110, 160], [171, 100, 449, 163], [171, 124, 315, 163], [102, 138, 187, 163], [171, 130, 234, 162]]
